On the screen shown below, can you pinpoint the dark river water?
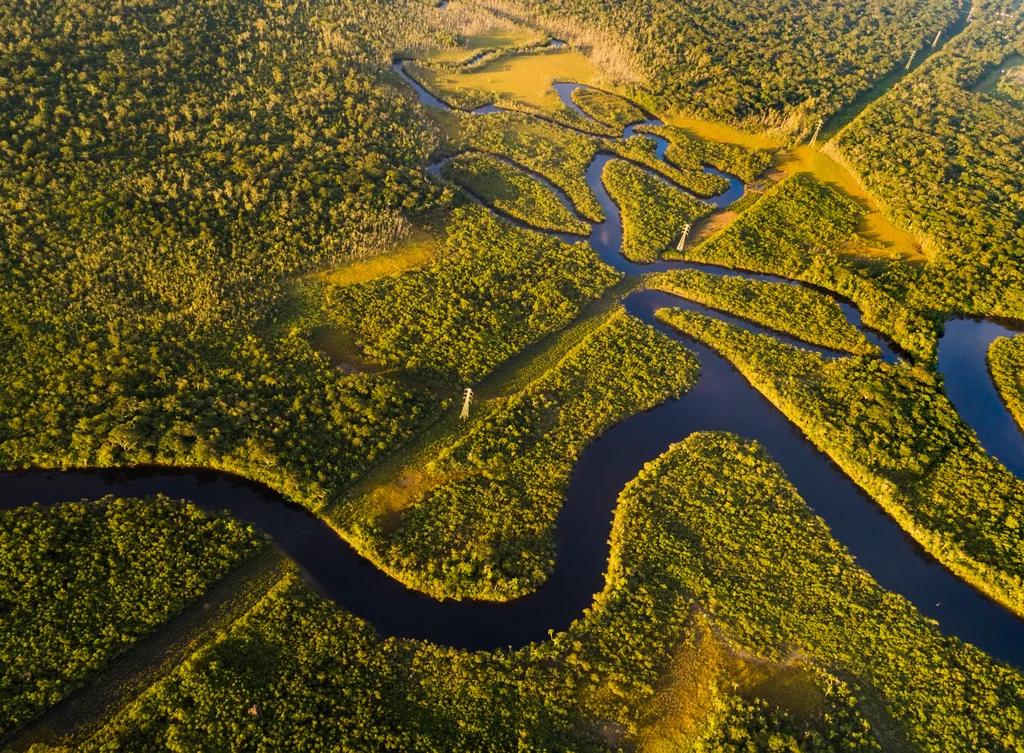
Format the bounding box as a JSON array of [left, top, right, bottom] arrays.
[[3, 68, 1024, 667]]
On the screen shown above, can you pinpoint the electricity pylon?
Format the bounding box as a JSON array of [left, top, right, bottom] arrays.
[[460, 387, 474, 420], [809, 118, 824, 147], [905, 49, 917, 71], [932, 29, 942, 47], [676, 223, 692, 252]]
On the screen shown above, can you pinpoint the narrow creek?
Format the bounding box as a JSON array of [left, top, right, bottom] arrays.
[[3, 67, 1024, 668]]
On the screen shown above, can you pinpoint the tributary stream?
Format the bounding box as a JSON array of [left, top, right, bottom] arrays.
[[3, 66, 1024, 670]]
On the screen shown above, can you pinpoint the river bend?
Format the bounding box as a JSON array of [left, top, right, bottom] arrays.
[[3, 69, 1024, 668]]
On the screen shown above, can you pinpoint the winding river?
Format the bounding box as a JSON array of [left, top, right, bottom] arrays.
[[3, 65, 1024, 670]]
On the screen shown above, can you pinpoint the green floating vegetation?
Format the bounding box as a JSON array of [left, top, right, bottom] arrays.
[[834, 17, 1024, 318], [638, 124, 773, 182], [347, 308, 700, 601], [324, 205, 619, 384], [648, 268, 880, 356], [602, 159, 711, 263], [657, 308, 1024, 619], [990, 334, 1024, 432], [0, 496, 264, 738], [451, 112, 605, 221], [679, 175, 938, 364], [570, 87, 645, 129], [82, 434, 1023, 752], [441, 152, 590, 235]]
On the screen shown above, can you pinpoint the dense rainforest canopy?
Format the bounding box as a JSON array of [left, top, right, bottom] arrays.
[[3, 0, 1024, 749], [835, 1, 1024, 317], [462, 0, 962, 132]]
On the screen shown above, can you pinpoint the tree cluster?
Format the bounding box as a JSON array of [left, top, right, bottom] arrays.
[[989, 334, 1024, 432], [441, 152, 590, 234], [322, 205, 619, 385], [469, 0, 960, 133], [602, 159, 710, 262], [649, 268, 880, 356], [834, 7, 1024, 318], [657, 309, 1024, 617], [680, 175, 939, 363], [347, 308, 699, 600], [0, 496, 262, 737], [78, 433, 1024, 752]]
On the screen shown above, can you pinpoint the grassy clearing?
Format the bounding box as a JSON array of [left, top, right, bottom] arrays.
[[304, 228, 440, 377], [422, 27, 546, 65], [790, 145, 925, 261], [680, 175, 937, 364], [972, 53, 1024, 95], [633, 618, 837, 750], [661, 113, 923, 260], [416, 48, 601, 111], [312, 228, 438, 287], [321, 204, 618, 385], [684, 208, 740, 247], [619, 433, 1024, 753], [664, 112, 780, 150]]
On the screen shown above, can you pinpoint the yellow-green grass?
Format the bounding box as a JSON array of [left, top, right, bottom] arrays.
[[664, 113, 780, 151], [313, 228, 438, 288], [428, 49, 917, 259], [635, 619, 831, 751], [788, 145, 924, 261], [972, 53, 1024, 96], [422, 27, 546, 65], [663, 114, 924, 261], [415, 48, 602, 111], [429, 52, 916, 258]]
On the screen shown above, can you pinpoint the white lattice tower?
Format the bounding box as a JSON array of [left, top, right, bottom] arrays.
[[676, 223, 692, 252]]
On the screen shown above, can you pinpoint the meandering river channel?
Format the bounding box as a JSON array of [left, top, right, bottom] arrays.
[[3, 65, 1024, 669]]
